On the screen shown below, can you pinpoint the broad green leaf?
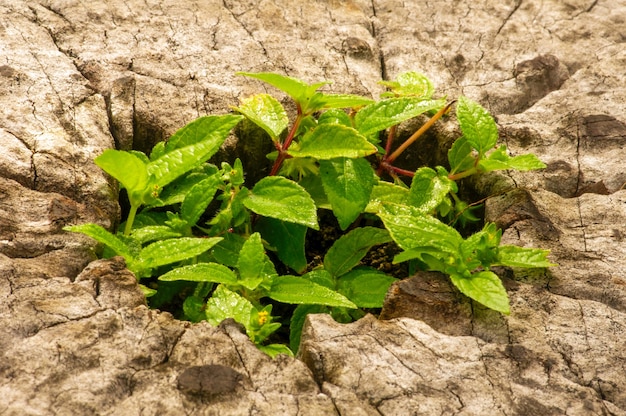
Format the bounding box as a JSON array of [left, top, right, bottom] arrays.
[[148, 115, 242, 187], [354, 98, 445, 137], [158, 262, 237, 284], [236, 233, 266, 290], [408, 167, 455, 213], [448, 136, 476, 174], [183, 295, 207, 323], [237, 71, 312, 103], [233, 93, 288, 140], [150, 141, 166, 160], [64, 223, 135, 260], [95, 149, 149, 205], [128, 150, 151, 164], [150, 171, 211, 207], [136, 237, 222, 271], [181, 175, 221, 226], [393, 247, 430, 264], [379, 72, 434, 99], [337, 267, 397, 308], [257, 343, 294, 358], [299, 172, 330, 209], [479, 146, 547, 172], [308, 93, 374, 110], [205, 284, 254, 328], [256, 217, 307, 273], [166, 115, 242, 150], [377, 203, 462, 255], [318, 108, 352, 127], [320, 157, 376, 230], [210, 233, 246, 267], [244, 176, 319, 230], [130, 225, 182, 244], [449, 271, 510, 314], [238, 71, 332, 114], [324, 227, 392, 278], [131, 211, 169, 228], [269, 275, 357, 308], [139, 284, 157, 297], [290, 304, 326, 353], [301, 269, 336, 290], [456, 96, 498, 154], [365, 181, 410, 213], [496, 246, 556, 268], [288, 124, 377, 160]]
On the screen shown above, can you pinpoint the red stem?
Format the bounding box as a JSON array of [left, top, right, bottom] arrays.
[[270, 107, 303, 176]]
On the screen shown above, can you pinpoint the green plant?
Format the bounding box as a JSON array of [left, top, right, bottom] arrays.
[[65, 71, 554, 357]]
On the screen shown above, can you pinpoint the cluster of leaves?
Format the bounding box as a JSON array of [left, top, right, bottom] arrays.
[[65, 71, 554, 357]]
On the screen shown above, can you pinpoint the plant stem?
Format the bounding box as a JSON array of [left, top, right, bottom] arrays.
[[384, 125, 397, 156], [124, 204, 139, 236], [379, 161, 415, 178], [270, 111, 303, 176], [447, 167, 478, 181], [385, 101, 455, 165]]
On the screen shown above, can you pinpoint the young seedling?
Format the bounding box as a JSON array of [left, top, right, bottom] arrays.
[[65, 70, 555, 357]]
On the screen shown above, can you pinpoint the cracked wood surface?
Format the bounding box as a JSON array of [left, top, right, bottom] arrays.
[[0, 0, 625, 414]]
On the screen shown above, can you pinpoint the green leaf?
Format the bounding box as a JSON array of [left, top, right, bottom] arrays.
[[139, 284, 157, 297], [379, 72, 434, 99], [320, 157, 375, 230], [456, 96, 498, 155], [158, 262, 237, 284], [181, 174, 221, 226], [299, 172, 330, 209], [308, 93, 374, 110], [377, 203, 463, 255], [166, 115, 242, 150], [301, 269, 335, 290], [449, 271, 510, 314], [150, 170, 211, 208], [318, 108, 352, 127], [256, 217, 307, 273], [237, 72, 312, 103], [130, 225, 182, 244], [150, 141, 166, 160], [460, 223, 501, 267], [205, 284, 254, 328], [288, 124, 377, 160], [408, 167, 455, 213], [95, 150, 150, 206], [365, 181, 410, 213], [479, 146, 547, 172], [354, 98, 445, 137], [236, 233, 266, 290], [244, 176, 319, 230], [148, 115, 242, 187], [448, 136, 476, 174], [136, 237, 222, 271], [257, 344, 294, 358], [337, 267, 397, 308], [233, 93, 288, 140], [290, 304, 326, 353], [324, 227, 392, 278], [210, 233, 246, 268], [183, 295, 207, 323], [496, 246, 556, 268], [64, 223, 135, 260], [269, 275, 357, 308]]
